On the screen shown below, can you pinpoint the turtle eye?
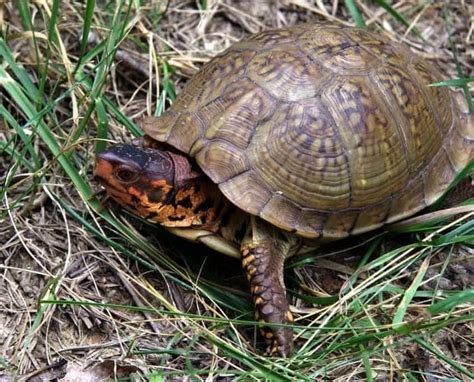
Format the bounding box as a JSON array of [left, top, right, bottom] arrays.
[[115, 167, 139, 183]]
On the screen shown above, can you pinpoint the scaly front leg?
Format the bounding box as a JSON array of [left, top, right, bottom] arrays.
[[241, 217, 294, 357]]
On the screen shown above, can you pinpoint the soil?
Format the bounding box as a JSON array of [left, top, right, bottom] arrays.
[[1, 0, 473, 380]]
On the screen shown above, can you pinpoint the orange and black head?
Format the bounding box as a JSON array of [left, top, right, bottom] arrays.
[[94, 144, 216, 227]]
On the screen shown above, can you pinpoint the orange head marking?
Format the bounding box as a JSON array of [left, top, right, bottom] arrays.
[[94, 143, 219, 228]]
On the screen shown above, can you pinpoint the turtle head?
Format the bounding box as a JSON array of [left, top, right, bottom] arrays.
[[94, 143, 217, 227]]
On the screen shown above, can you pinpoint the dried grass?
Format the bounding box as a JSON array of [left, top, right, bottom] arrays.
[[1, 0, 473, 380]]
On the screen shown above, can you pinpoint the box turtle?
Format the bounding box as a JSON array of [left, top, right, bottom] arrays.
[[94, 24, 473, 357]]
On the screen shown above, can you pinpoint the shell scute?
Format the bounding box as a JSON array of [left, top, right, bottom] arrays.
[[172, 49, 256, 113], [194, 140, 249, 184], [409, 58, 453, 133], [235, 26, 307, 50], [323, 210, 359, 238], [197, 77, 274, 150], [322, 76, 410, 207], [259, 195, 301, 232], [353, 202, 389, 234], [374, 64, 442, 176], [299, 27, 383, 73], [247, 48, 329, 102], [342, 28, 388, 46], [219, 170, 272, 216], [387, 180, 425, 224], [247, 102, 351, 211], [423, 149, 457, 205]]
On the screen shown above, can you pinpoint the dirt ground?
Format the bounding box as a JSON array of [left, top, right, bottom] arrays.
[[1, 0, 473, 381]]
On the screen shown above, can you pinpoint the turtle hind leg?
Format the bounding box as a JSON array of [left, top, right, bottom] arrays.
[[241, 219, 294, 357]]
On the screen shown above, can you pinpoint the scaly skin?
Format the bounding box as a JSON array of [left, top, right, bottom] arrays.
[[242, 244, 292, 357]]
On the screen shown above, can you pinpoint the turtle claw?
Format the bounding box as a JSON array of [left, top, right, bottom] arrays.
[[266, 340, 293, 358]]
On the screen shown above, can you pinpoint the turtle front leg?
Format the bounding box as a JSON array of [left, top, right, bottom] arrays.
[[241, 218, 294, 357]]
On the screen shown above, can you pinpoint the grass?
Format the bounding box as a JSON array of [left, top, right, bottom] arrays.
[[1, 0, 473, 380]]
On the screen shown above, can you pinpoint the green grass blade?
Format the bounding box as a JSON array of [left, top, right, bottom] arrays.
[[161, 60, 177, 102], [372, 0, 423, 39], [68, 0, 136, 143], [344, 0, 366, 28], [393, 256, 430, 330], [74, 0, 97, 75], [0, 39, 39, 100], [95, 97, 108, 153], [198, 0, 208, 11], [360, 346, 374, 382], [0, 105, 40, 168], [0, 65, 96, 202], [16, 0, 33, 31], [429, 77, 474, 87], [443, 2, 474, 113], [37, 0, 60, 108], [428, 289, 474, 315]]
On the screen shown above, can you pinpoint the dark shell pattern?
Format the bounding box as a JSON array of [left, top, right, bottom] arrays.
[[143, 24, 473, 239]]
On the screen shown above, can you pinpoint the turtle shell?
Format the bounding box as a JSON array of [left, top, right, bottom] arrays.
[[143, 24, 473, 239]]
